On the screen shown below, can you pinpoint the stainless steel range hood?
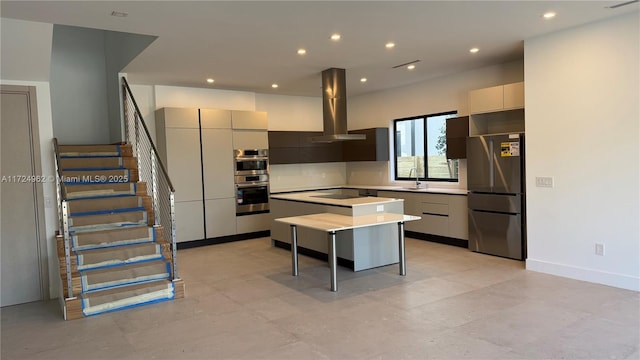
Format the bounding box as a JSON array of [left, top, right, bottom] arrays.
[[311, 68, 366, 143]]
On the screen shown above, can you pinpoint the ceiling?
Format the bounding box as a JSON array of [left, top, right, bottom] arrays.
[[1, 1, 638, 97]]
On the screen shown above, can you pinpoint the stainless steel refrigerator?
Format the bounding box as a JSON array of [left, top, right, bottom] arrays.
[[467, 133, 525, 260]]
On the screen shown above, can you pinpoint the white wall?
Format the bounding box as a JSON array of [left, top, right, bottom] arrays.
[[154, 85, 255, 110], [255, 93, 322, 131], [0, 18, 52, 81], [524, 12, 639, 291]]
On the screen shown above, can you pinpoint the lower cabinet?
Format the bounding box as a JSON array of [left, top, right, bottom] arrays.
[[378, 191, 468, 240], [175, 201, 205, 243], [236, 212, 271, 234], [205, 198, 237, 238]]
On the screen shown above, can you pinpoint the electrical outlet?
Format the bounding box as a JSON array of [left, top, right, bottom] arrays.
[[376, 205, 384, 212], [595, 243, 605, 256], [535, 176, 554, 188]]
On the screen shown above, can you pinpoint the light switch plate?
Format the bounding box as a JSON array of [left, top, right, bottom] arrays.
[[535, 176, 554, 188]]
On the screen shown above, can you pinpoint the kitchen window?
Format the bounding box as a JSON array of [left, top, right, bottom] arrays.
[[393, 111, 459, 182]]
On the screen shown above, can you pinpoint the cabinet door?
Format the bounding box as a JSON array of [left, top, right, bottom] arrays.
[[175, 201, 204, 242], [448, 195, 468, 240], [202, 128, 234, 199], [232, 130, 269, 150], [503, 82, 524, 110], [159, 108, 199, 128], [200, 109, 231, 129], [469, 85, 503, 114], [165, 128, 203, 202], [343, 128, 389, 162], [268, 131, 302, 164], [446, 116, 469, 159], [236, 212, 270, 234], [231, 111, 268, 130], [205, 198, 237, 238]]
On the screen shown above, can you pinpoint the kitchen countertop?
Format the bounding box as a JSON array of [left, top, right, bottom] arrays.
[[270, 191, 403, 207], [271, 185, 468, 196]]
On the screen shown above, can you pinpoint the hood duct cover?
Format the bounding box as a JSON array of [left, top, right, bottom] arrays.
[[311, 68, 366, 143]]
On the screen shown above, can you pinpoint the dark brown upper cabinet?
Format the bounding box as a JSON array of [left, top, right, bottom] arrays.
[[446, 116, 469, 159], [268, 131, 342, 164], [342, 128, 389, 162], [268, 128, 389, 164]]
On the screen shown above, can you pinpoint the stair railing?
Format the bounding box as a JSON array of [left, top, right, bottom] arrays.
[[53, 138, 74, 299], [121, 77, 179, 282]]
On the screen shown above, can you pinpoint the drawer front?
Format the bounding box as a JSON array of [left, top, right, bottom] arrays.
[[422, 202, 449, 216]]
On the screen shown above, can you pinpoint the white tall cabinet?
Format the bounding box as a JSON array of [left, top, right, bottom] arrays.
[[200, 109, 236, 238], [156, 107, 270, 243], [155, 108, 205, 242]]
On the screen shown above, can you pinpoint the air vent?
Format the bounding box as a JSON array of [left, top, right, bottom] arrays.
[[607, 0, 638, 9]]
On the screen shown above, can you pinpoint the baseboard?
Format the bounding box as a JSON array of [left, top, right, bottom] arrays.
[[272, 239, 355, 270], [176, 230, 270, 250], [405, 231, 468, 248], [526, 258, 640, 292]]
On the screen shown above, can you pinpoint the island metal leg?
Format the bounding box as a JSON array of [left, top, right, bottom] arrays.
[[328, 231, 337, 291], [290, 225, 299, 276], [398, 221, 406, 276]]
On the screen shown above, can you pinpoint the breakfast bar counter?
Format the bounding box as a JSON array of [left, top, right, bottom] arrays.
[[270, 190, 407, 271], [276, 212, 420, 291]]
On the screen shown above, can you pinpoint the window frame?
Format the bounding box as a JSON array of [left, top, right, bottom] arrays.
[[393, 110, 458, 183]]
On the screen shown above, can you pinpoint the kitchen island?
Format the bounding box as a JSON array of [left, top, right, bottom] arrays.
[[270, 190, 405, 271]]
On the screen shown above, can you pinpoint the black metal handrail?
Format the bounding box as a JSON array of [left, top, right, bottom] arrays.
[[121, 77, 174, 192], [121, 77, 179, 282]]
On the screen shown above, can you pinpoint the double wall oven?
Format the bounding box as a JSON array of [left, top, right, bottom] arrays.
[[234, 149, 269, 215]]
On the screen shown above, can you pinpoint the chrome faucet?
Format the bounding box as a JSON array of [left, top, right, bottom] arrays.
[[408, 167, 421, 189]]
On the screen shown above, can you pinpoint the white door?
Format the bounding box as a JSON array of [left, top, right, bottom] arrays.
[[1, 85, 48, 306]]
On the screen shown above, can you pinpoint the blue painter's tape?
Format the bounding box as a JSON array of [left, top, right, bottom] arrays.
[[78, 255, 164, 272], [70, 207, 146, 217], [61, 167, 125, 171], [83, 275, 171, 293], [60, 155, 120, 159], [72, 237, 152, 251], [66, 194, 136, 201], [67, 194, 137, 202], [84, 295, 174, 317]]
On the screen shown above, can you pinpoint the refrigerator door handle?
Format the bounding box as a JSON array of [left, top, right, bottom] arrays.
[[488, 138, 494, 190]]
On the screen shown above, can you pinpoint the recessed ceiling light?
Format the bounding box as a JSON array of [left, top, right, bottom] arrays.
[[360, 78, 368, 83], [110, 11, 128, 17], [297, 48, 307, 55], [385, 42, 395, 49], [407, 64, 416, 70], [206, 78, 214, 84], [330, 33, 341, 41], [543, 11, 556, 19], [469, 47, 480, 53], [271, 84, 279, 89]]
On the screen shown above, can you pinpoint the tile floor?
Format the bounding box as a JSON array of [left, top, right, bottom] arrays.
[[2, 237, 639, 359]]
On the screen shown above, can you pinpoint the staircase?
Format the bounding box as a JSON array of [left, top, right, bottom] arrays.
[[55, 143, 184, 319]]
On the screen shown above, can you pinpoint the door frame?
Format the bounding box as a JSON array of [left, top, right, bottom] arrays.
[[1, 84, 49, 303]]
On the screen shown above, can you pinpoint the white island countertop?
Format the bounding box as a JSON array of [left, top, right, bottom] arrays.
[[275, 212, 420, 232], [270, 191, 401, 207]]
